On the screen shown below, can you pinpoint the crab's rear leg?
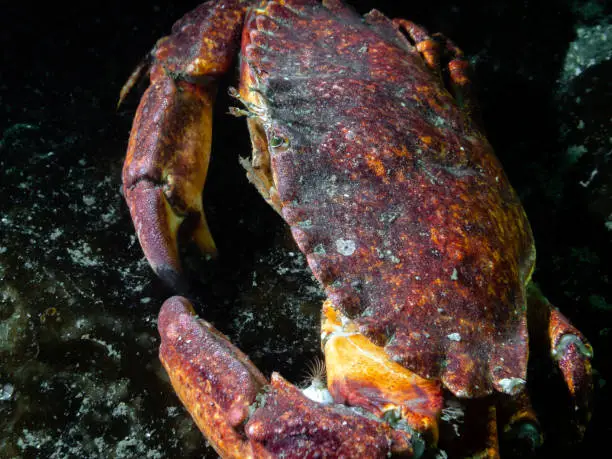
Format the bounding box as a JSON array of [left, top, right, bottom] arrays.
[[527, 282, 593, 435], [394, 19, 483, 129], [495, 391, 543, 456], [121, 0, 250, 287]]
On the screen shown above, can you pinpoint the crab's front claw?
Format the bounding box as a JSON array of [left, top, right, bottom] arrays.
[[247, 373, 415, 458], [159, 297, 417, 458], [122, 69, 217, 288], [158, 296, 265, 457]]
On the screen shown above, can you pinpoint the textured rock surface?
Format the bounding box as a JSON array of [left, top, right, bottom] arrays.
[[1, 1, 610, 457]]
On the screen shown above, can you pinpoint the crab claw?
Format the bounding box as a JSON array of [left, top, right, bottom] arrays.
[[122, 67, 217, 288], [158, 296, 266, 457], [158, 296, 417, 458]]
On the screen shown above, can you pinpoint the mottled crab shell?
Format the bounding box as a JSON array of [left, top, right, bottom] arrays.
[[239, 0, 535, 398]]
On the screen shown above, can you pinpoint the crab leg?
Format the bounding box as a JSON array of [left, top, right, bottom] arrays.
[[483, 405, 500, 459], [496, 391, 542, 455], [394, 19, 482, 129], [121, 0, 249, 287], [158, 297, 416, 458], [527, 282, 593, 434], [392, 19, 442, 76], [158, 297, 265, 458]]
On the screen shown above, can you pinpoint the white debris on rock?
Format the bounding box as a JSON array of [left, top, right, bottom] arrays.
[[0, 383, 14, 401], [67, 241, 102, 267], [560, 23, 612, 84]]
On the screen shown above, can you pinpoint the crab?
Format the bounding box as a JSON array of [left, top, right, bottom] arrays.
[[120, 0, 593, 457]]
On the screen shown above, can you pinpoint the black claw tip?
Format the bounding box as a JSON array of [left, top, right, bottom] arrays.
[[155, 264, 189, 293]]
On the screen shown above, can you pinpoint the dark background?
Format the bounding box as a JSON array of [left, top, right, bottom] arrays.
[[1, 0, 610, 457]]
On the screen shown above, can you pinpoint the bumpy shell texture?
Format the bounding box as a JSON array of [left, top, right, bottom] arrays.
[[241, 0, 535, 398]]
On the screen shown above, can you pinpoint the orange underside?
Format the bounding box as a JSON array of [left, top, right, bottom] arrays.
[[322, 300, 444, 443]]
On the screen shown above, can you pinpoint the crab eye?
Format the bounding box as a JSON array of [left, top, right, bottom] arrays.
[[269, 135, 289, 149]]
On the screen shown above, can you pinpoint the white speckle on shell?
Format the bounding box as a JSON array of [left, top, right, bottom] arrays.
[[498, 377, 526, 395], [335, 238, 356, 256]]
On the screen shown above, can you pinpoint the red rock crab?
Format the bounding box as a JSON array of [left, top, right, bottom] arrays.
[[120, 0, 593, 456]]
